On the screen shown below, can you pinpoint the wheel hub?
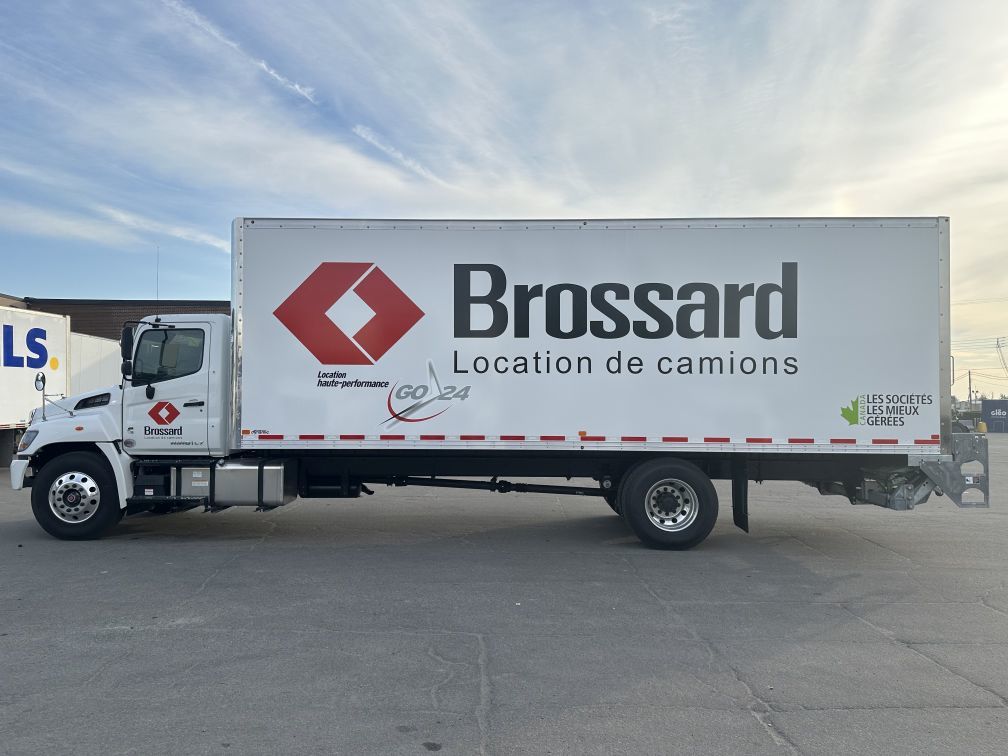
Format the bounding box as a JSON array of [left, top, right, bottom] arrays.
[[49, 472, 100, 524], [644, 478, 699, 532]]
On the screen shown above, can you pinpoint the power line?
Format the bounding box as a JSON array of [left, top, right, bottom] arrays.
[[952, 339, 1007, 348], [951, 297, 1008, 306]]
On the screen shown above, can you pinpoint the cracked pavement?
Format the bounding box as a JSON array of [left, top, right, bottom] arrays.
[[1, 437, 1006, 754]]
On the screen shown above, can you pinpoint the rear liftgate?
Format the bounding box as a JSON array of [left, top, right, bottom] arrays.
[[811, 433, 990, 511]]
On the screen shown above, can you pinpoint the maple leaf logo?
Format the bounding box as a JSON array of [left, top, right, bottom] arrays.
[[840, 398, 860, 426]]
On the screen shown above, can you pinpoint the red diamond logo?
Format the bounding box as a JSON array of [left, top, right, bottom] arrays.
[[148, 401, 180, 425], [274, 263, 424, 364]]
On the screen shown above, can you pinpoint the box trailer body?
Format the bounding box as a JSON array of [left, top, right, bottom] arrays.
[[238, 219, 944, 452], [10, 218, 990, 548]]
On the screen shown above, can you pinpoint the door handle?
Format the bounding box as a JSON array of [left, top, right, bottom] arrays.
[[183, 400, 205, 407]]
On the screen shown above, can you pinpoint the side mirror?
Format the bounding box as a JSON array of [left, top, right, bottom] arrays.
[[120, 325, 134, 361], [34, 371, 46, 392], [121, 359, 133, 377]]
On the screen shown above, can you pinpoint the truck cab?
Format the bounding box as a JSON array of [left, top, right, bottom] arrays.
[[11, 314, 236, 538], [119, 314, 231, 457]]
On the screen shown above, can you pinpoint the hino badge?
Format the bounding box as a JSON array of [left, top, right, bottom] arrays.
[[9, 217, 989, 549]]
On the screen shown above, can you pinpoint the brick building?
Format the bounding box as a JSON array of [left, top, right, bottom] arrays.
[[9, 297, 230, 340]]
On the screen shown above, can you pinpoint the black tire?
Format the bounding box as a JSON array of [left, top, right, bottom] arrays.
[[619, 458, 718, 549], [31, 452, 121, 540]]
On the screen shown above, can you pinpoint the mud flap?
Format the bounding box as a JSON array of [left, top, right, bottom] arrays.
[[732, 459, 749, 532]]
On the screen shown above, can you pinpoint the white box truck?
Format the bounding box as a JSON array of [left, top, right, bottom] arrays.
[[10, 218, 989, 548]]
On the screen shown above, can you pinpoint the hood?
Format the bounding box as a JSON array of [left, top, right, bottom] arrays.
[[31, 384, 121, 424]]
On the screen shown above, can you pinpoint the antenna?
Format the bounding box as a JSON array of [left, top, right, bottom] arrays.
[[155, 244, 160, 300]]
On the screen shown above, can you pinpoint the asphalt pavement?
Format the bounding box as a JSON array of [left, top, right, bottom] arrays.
[[1, 438, 1007, 755]]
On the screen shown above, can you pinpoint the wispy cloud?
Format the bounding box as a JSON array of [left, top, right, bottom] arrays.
[[160, 0, 318, 104], [0, 157, 74, 188], [352, 125, 446, 185], [94, 206, 229, 253], [0, 201, 137, 248], [256, 60, 317, 104], [0, 199, 229, 253]]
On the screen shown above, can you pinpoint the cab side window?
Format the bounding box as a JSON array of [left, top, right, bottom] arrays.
[[132, 328, 205, 384]]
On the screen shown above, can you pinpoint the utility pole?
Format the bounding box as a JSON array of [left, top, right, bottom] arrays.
[[968, 369, 973, 412]]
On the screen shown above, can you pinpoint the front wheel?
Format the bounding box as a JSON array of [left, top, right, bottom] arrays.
[[619, 458, 718, 549], [31, 452, 121, 540]]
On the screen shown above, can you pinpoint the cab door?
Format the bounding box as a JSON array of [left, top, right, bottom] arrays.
[[122, 324, 210, 455]]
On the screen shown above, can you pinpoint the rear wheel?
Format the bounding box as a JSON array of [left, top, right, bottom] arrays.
[[31, 452, 121, 540], [620, 458, 718, 549]]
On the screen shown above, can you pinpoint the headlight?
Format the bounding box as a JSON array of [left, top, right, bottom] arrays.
[[17, 430, 39, 452]]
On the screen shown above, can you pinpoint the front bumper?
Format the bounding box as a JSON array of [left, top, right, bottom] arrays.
[[10, 459, 29, 490]]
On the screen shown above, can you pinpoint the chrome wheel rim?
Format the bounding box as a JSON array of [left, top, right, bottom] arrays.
[[49, 472, 100, 524], [644, 478, 699, 532]]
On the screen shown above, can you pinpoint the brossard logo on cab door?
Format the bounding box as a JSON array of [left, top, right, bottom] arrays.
[[145, 401, 182, 436]]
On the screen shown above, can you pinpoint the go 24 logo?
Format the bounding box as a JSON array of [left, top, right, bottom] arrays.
[[384, 360, 471, 425]]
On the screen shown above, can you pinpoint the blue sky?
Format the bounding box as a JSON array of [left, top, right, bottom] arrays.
[[1, 1, 1006, 391]]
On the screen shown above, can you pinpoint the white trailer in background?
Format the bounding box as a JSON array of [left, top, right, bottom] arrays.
[[1, 307, 69, 464], [10, 217, 991, 548], [69, 332, 121, 396], [1, 306, 119, 465]]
